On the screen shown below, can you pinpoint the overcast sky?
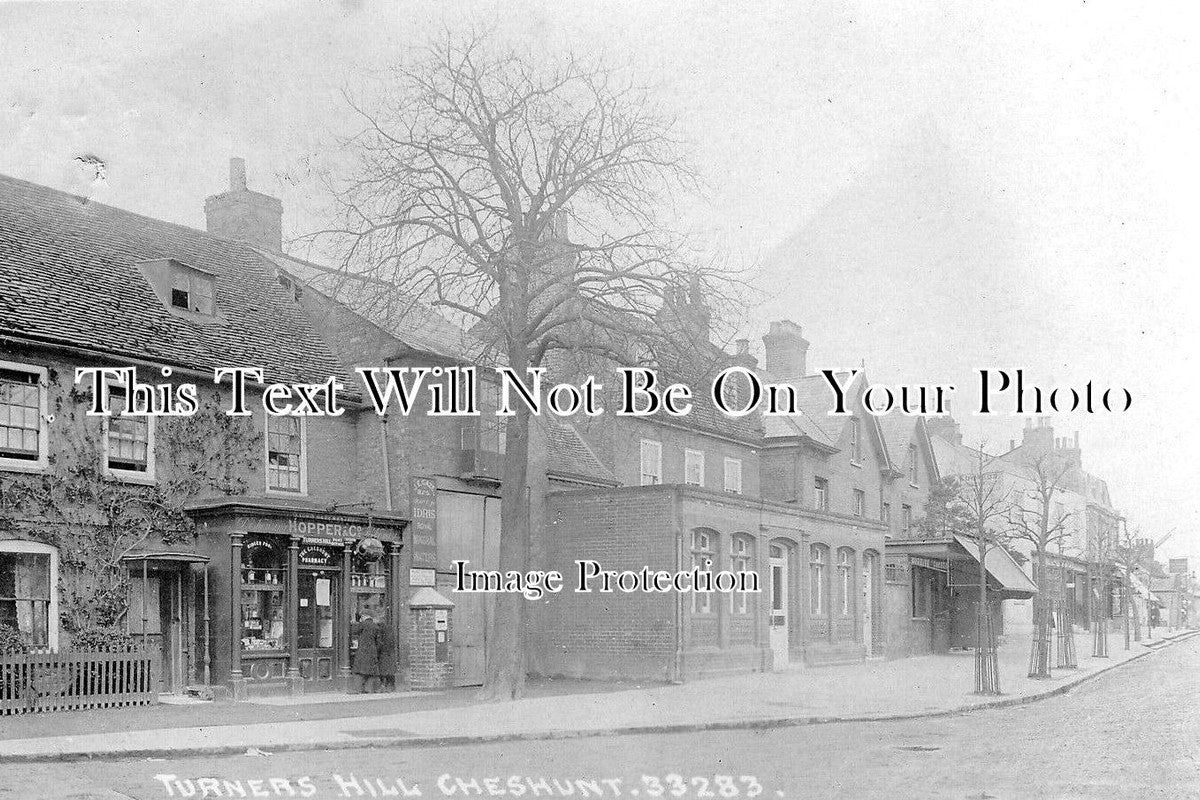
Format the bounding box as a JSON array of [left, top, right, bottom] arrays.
[[2, 1, 1197, 563]]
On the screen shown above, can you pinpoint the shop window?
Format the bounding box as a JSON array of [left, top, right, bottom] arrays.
[[105, 381, 155, 480], [684, 449, 705, 487], [0, 362, 49, 470], [810, 544, 828, 616], [692, 530, 715, 614], [266, 415, 306, 494], [352, 542, 388, 626], [838, 547, 854, 616], [0, 541, 56, 649], [730, 535, 753, 614], [240, 536, 286, 652], [885, 560, 903, 583]]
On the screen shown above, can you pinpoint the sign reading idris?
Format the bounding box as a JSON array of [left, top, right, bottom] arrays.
[[410, 476, 439, 575]]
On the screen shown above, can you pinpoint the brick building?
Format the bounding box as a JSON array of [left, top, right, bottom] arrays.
[[0, 165, 611, 698]]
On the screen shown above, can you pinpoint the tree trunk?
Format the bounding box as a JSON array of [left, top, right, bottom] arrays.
[[1028, 547, 1052, 678], [974, 530, 999, 694], [477, 394, 533, 701]]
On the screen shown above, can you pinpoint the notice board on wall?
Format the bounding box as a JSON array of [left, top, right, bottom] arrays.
[[410, 476, 439, 575]]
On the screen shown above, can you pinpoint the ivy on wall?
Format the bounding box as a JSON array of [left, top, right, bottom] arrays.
[[0, 368, 261, 640]]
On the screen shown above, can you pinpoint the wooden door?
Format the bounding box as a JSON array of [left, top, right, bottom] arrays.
[[297, 570, 339, 688]]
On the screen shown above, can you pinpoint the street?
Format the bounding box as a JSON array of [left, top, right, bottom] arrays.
[[4, 637, 1198, 800]]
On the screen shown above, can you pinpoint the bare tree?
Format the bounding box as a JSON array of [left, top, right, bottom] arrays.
[[1010, 455, 1075, 679], [955, 446, 1014, 695], [1113, 519, 1145, 649], [307, 30, 738, 699]]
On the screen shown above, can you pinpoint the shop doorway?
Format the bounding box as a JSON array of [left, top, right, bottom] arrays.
[[769, 544, 789, 668], [297, 570, 339, 689]]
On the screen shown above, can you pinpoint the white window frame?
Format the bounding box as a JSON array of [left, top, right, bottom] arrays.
[[640, 439, 662, 486], [908, 443, 919, 487], [814, 478, 829, 511], [0, 539, 59, 650], [684, 449, 705, 487], [692, 530, 714, 614], [838, 548, 853, 615], [730, 535, 752, 614], [724, 457, 743, 494], [102, 375, 156, 484], [810, 545, 827, 616], [853, 489, 866, 518], [849, 417, 862, 463], [0, 360, 49, 473], [265, 414, 308, 496]]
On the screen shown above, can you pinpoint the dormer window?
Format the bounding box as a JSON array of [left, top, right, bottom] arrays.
[[138, 259, 218, 320], [170, 266, 215, 315]]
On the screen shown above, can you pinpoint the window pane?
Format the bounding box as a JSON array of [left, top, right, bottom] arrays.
[[0, 369, 42, 461], [267, 417, 304, 491]]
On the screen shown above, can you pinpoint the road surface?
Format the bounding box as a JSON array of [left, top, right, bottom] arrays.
[[3, 637, 1198, 800]]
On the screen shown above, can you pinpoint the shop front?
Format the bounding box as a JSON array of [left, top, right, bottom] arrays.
[[186, 498, 406, 700]]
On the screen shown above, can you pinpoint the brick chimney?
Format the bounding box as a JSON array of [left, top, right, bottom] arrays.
[[761, 320, 809, 381], [204, 157, 283, 251]]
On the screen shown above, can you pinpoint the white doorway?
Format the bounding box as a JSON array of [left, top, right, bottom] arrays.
[[769, 545, 789, 668]]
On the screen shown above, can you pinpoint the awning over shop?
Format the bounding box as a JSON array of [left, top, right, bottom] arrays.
[[885, 535, 1039, 600], [121, 551, 211, 565], [952, 535, 1038, 600]]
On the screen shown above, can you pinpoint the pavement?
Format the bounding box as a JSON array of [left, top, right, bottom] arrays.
[[0, 626, 1194, 764]]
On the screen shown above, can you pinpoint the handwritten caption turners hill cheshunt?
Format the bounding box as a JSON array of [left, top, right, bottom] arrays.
[[74, 366, 1132, 420]]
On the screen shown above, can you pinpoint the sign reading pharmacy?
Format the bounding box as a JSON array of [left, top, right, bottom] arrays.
[[410, 476, 439, 573]]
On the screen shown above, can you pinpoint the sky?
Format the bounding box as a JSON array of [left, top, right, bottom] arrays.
[[2, 1, 1197, 563]]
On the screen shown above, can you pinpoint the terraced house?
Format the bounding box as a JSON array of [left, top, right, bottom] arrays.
[[1, 161, 1049, 703], [0, 164, 611, 700]]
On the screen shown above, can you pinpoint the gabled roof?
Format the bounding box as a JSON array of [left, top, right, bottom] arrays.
[[761, 371, 895, 470], [259, 251, 493, 365], [545, 420, 617, 485], [879, 414, 940, 482], [0, 173, 348, 387]]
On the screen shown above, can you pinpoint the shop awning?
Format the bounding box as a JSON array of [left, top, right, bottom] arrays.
[[951, 535, 1038, 600], [886, 536, 1038, 600], [121, 551, 211, 565]]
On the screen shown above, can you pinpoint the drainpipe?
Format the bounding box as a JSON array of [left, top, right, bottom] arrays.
[[379, 414, 394, 512], [671, 491, 684, 684], [378, 354, 403, 513]]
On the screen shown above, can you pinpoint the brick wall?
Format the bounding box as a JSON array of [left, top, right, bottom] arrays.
[[534, 489, 679, 680]]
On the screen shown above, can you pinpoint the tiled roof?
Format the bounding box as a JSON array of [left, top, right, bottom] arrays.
[[0, 173, 349, 387], [878, 414, 918, 464], [762, 373, 849, 448], [545, 420, 616, 485], [260, 252, 495, 366]]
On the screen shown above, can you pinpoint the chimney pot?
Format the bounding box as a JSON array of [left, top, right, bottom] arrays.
[[205, 157, 283, 251], [230, 157, 247, 192]]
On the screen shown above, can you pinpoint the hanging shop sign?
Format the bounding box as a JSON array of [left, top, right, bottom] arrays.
[[355, 537, 385, 562], [409, 476, 439, 573]]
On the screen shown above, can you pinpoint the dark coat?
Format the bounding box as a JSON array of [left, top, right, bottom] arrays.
[[352, 618, 397, 676]]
